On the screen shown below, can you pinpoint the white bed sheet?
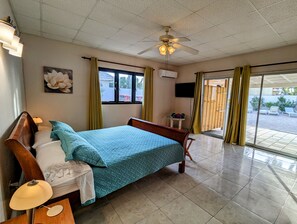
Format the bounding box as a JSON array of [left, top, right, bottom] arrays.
[[51, 177, 79, 199], [35, 140, 95, 204], [45, 163, 95, 204]]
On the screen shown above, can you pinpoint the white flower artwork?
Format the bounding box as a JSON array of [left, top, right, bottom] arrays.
[[44, 66, 73, 93]]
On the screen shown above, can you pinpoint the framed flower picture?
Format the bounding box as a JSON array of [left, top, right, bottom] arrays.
[[43, 66, 73, 94]]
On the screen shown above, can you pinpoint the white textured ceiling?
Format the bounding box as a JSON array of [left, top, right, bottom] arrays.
[[9, 0, 297, 65]]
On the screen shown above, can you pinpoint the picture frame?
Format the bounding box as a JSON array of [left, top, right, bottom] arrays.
[[43, 66, 73, 94]]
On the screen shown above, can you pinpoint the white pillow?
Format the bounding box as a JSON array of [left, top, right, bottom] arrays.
[[36, 141, 66, 172], [32, 129, 53, 149]]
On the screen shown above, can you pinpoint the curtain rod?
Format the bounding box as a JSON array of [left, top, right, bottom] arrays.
[[195, 60, 297, 74], [81, 56, 151, 70]]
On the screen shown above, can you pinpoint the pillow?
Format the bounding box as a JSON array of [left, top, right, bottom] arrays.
[[32, 129, 53, 149], [36, 141, 66, 172], [52, 130, 107, 167], [49, 120, 75, 139]]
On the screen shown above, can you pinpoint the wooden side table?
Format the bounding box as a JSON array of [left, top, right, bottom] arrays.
[[2, 198, 75, 224]]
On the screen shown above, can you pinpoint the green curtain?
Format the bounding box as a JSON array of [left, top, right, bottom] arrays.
[[142, 67, 154, 121], [89, 57, 103, 130], [238, 65, 251, 145], [224, 67, 241, 144], [191, 72, 203, 134], [224, 66, 251, 145]]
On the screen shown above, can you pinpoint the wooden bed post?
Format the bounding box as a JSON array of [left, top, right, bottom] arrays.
[[179, 161, 185, 173], [128, 117, 189, 173]]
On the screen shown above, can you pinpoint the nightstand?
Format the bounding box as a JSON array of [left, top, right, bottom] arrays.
[[2, 198, 75, 224]]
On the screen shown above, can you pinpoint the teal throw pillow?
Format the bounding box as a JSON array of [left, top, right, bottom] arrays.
[[53, 130, 107, 167], [49, 120, 75, 139]]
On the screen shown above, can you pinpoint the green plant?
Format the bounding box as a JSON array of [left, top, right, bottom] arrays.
[[265, 102, 277, 109], [277, 96, 296, 112], [250, 96, 264, 110], [264, 96, 296, 112]]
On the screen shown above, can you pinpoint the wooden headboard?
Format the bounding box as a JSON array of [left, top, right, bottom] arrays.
[[5, 112, 44, 181]]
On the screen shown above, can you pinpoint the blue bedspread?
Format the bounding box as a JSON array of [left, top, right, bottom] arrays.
[[78, 125, 184, 198]]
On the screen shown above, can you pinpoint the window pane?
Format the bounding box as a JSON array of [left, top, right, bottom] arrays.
[[99, 71, 115, 102], [119, 73, 132, 102], [136, 76, 144, 102]]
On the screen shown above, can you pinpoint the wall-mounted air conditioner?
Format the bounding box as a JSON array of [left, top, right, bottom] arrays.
[[159, 69, 178, 79]]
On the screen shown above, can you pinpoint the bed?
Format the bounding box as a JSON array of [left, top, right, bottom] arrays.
[[5, 112, 189, 206]]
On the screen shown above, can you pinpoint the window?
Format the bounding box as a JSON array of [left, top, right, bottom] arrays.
[[99, 68, 144, 104]]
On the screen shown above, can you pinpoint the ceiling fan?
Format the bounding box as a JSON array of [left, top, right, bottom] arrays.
[[138, 26, 199, 56]]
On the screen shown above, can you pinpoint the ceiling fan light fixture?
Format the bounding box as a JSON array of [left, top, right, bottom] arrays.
[[167, 46, 175, 54], [159, 44, 167, 55]]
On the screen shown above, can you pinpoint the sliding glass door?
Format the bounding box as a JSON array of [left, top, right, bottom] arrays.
[[246, 73, 297, 158]]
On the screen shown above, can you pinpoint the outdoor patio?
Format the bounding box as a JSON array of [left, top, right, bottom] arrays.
[[204, 111, 297, 157], [246, 111, 297, 156]]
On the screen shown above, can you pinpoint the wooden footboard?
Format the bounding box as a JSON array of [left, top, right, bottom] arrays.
[[128, 117, 189, 173]]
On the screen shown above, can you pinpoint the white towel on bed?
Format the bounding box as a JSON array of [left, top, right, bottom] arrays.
[[36, 141, 95, 204], [44, 161, 95, 204]]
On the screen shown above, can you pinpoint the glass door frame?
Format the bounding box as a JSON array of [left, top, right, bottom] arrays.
[[246, 72, 297, 159], [201, 77, 232, 139]]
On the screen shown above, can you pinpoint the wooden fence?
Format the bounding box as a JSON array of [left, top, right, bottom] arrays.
[[202, 81, 228, 132]]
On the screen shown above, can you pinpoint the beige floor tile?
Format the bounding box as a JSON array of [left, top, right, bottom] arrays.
[[164, 173, 200, 194], [254, 170, 296, 190], [136, 210, 173, 224], [186, 162, 217, 182], [247, 179, 288, 205], [203, 175, 243, 199], [283, 194, 297, 212], [185, 184, 229, 216], [215, 201, 270, 224], [74, 203, 123, 224], [110, 189, 158, 224], [276, 207, 297, 224], [292, 182, 297, 195], [142, 181, 181, 208], [134, 174, 162, 190], [219, 168, 252, 186], [161, 195, 212, 224], [207, 218, 223, 224], [262, 166, 297, 181], [233, 188, 282, 223], [155, 167, 179, 181]]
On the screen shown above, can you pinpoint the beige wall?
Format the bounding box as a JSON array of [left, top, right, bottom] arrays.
[[175, 44, 297, 129], [0, 1, 26, 221], [22, 34, 177, 130]]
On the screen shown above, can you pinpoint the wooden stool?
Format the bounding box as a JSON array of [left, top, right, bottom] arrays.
[[186, 137, 195, 160]]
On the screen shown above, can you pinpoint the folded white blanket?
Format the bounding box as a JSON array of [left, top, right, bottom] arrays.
[[44, 161, 95, 204], [35, 141, 95, 204]]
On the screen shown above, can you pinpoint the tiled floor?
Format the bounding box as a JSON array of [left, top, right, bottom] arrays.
[[73, 135, 297, 224]]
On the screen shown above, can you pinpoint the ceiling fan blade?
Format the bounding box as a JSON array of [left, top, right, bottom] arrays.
[[137, 43, 162, 55], [173, 43, 199, 55], [171, 37, 190, 42]]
